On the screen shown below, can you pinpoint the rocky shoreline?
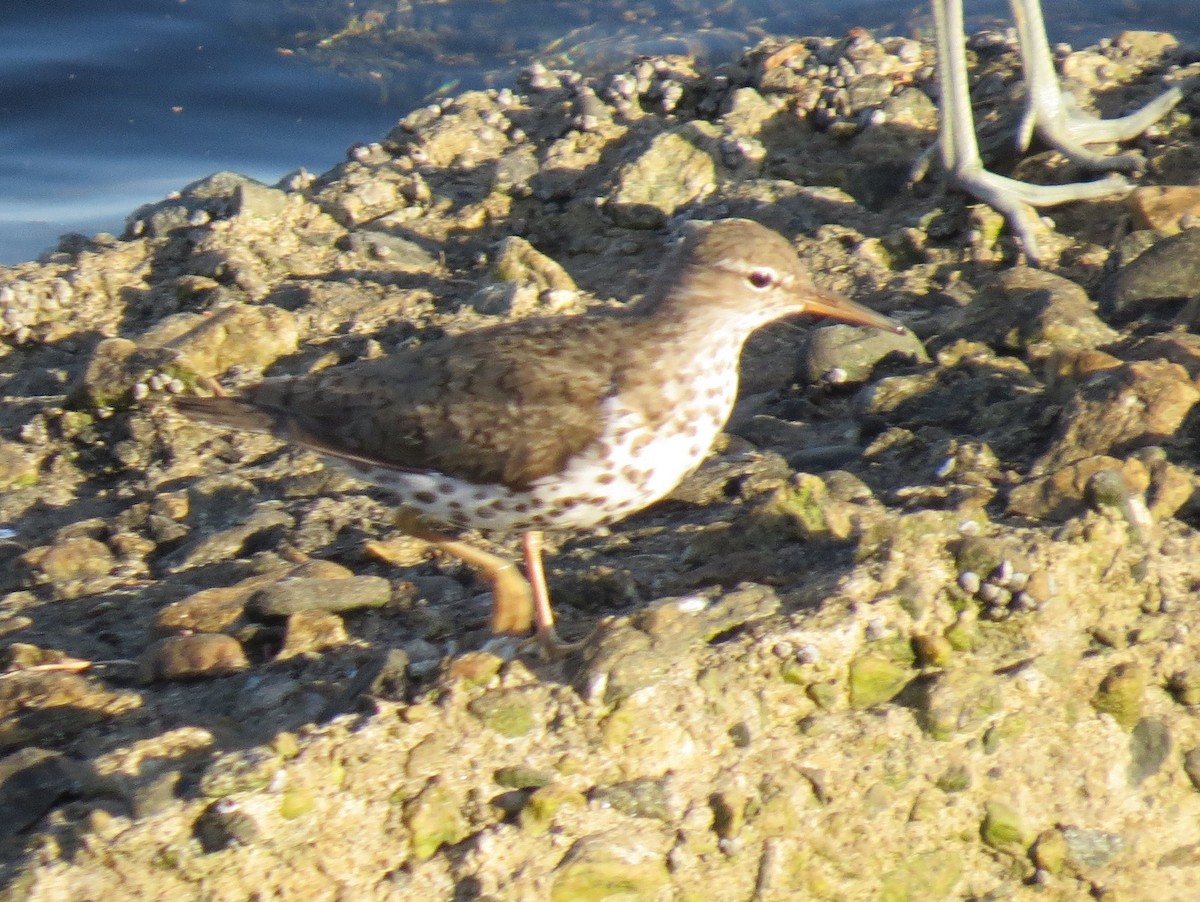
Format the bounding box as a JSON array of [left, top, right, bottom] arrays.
[[3, 26, 1200, 900]]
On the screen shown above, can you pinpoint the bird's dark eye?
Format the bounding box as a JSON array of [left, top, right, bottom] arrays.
[[747, 269, 775, 289]]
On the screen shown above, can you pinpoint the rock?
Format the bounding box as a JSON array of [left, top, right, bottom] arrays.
[[404, 777, 469, 861], [0, 671, 140, 751], [980, 799, 1029, 853], [152, 574, 275, 636], [946, 267, 1118, 353], [163, 507, 294, 572], [1183, 747, 1200, 791], [140, 302, 299, 378], [1034, 360, 1199, 473], [471, 235, 580, 316], [339, 231, 438, 270], [0, 440, 36, 489], [20, 536, 115, 599], [550, 832, 670, 902], [908, 668, 1003, 740], [1007, 455, 1149, 521], [518, 783, 587, 834], [198, 747, 282, 798], [276, 610, 348, 658], [1126, 186, 1200, 234], [194, 799, 260, 852], [467, 689, 538, 737], [802, 322, 927, 384], [848, 650, 911, 709], [1092, 662, 1145, 731], [1128, 717, 1171, 786], [0, 747, 82, 838], [138, 634, 249, 683], [127, 171, 272, 237], [590, 777, 673, 821], [247, 575, 391, 617], [1103, 229, 1200, 317], [606, 124, 718, 228]]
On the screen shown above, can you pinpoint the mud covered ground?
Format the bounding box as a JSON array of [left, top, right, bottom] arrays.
[[3, 26, 1200, 901]]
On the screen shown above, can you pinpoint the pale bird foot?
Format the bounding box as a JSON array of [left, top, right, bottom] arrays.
[[930, 0, 1182, 265], [1017, 87, 1182, 172]]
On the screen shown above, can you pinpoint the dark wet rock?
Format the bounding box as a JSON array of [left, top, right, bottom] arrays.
[[247, 575, 391, 618], [0, 747, 82, 838], [138, 634, 249, 683], [802, 322, 927, 384], [1034, 360, 1199, 473], [194, 799, 261, 852], [19, 536, 115, 598], [944, 267, 1118, 353], [1103, 229, 1200, 317]]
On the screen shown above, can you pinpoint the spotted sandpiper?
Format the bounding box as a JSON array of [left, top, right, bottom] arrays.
[[175, 219, 903, 655]]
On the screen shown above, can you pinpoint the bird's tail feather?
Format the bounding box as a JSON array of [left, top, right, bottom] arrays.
[[174, 396, 280, 436]]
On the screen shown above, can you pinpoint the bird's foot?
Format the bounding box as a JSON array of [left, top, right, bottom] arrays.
[[949, 164, 1132, 265], [517, 625, 589, 662], [367, 521, 537, 636], [1017, 86, 1181, 172]]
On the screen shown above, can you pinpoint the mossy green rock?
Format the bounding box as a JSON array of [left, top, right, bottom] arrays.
[[519, 784, 586, 835], [879, 850, 963, 901], [550, 834, 669, 902], [848, 652, 910, 709], [404, 778, 469, 861], [467, 689, 536, 737], [980, 800, 1029, 852], [1092, 662, 1146, 730]]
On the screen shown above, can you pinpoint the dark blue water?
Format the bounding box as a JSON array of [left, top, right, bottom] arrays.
[[0, 0, 1194, 264]]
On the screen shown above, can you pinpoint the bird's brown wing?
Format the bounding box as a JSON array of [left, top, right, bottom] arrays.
[[176, 316, 625, 490]]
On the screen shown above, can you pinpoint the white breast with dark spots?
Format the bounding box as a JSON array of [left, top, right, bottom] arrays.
[[341, 363, 740, 533]]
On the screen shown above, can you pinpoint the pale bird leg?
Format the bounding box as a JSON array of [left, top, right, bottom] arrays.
[[930, 0, 1180, 264], [522, 529, 577, 658]]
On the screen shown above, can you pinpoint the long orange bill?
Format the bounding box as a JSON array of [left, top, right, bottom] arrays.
[[801, 286, 905, 334]]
